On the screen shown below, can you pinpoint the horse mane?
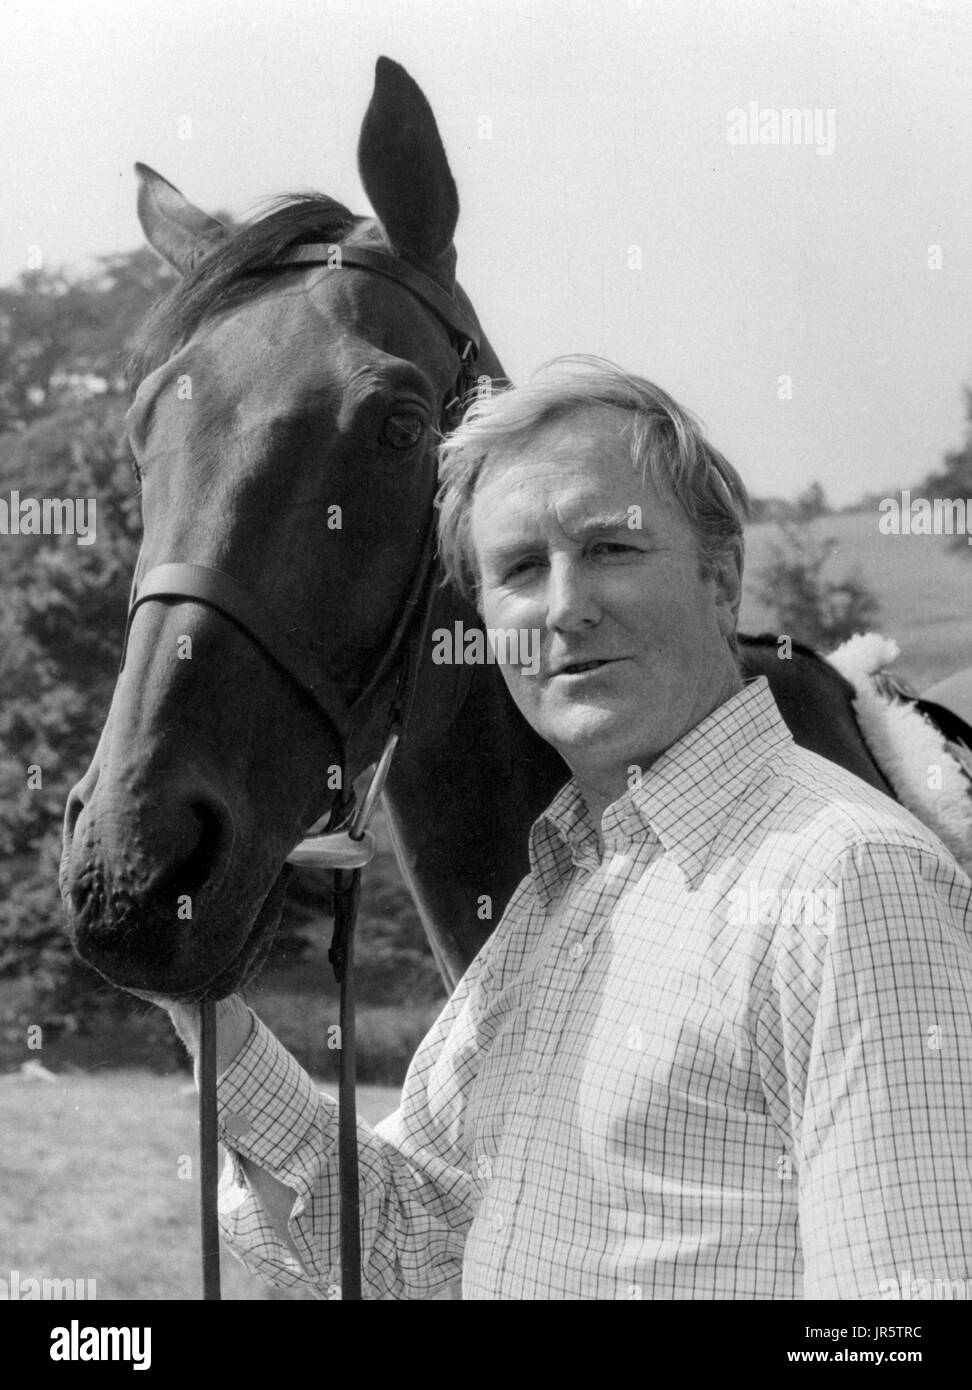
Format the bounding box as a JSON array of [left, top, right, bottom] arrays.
[[127, 194, 374, 390]]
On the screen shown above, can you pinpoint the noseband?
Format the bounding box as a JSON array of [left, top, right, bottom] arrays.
[[121, 244, 482, 1300]]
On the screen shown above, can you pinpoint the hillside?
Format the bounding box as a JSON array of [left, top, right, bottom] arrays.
[[740, 512, 972, 689]]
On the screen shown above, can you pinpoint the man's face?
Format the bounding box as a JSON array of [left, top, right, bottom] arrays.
[[470, 406, 742, 781]]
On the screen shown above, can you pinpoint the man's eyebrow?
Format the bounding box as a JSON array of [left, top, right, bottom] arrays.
[[479, 537, 534, 569], [572, 511, 648, 535], [481, 513, 657, 568]]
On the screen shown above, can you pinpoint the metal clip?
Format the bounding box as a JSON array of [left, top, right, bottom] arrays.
[[287, 828, 378, 870], [286, 730, 398, 872]]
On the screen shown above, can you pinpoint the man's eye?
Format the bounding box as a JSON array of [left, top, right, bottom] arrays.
[[504, 557, 544, 583], [590, 541, 637, 558], [380, 412, 425, 450]]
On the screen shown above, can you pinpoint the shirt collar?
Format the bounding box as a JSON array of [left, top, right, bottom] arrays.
[[529, 677, 793, 901]]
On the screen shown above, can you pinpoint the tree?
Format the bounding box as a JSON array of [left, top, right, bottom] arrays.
[[0, 251, 174, 436], [0, 395, 141, 1028], [0, 252, 184, 1039], [754, 519, 881, 651], [792, 480, 829, 522]]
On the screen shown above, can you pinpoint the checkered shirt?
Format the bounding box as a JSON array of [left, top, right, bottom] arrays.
[[215, 677, 972, 1299]]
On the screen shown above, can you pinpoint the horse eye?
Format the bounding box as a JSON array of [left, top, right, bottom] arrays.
[[380, 412, 425, 450]]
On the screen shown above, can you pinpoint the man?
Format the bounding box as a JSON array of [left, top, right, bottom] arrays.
[[168, 357, 972, 1300]]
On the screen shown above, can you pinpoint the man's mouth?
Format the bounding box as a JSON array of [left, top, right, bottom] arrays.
[[552, 658, 618, 676]]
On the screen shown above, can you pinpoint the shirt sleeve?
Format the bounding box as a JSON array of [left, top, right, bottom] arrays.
[[215, 941, 496, 1301], [762, 838, 972, 1299]]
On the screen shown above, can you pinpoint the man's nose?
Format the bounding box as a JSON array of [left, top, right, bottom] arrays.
[[544, 555, 600, 631]]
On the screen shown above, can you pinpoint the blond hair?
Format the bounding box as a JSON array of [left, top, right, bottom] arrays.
[[436, 355, 749, 610]]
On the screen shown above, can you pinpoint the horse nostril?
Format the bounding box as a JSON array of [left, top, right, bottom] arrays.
[[65, 782, 234, 940], [156, 799, 228, 907], [62, 775, 238, 985], [64, 788, 83, 842], [64, 764, 98, 844]]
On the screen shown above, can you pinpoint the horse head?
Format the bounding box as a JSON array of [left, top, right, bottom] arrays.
[[60, 59, 501, 1000]]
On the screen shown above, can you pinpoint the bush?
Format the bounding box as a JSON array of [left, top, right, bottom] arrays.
[[754, 519, 881, 650]]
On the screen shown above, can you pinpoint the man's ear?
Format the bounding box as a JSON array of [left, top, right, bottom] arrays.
[[712, 545, 744, 640]]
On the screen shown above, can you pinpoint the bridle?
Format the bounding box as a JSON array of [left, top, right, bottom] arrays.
[[120, 242, 482, 1300]]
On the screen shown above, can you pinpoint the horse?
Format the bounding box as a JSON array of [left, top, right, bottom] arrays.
[[59, 56, 956, 1012]]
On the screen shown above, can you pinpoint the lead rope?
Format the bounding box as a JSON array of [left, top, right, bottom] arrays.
[[199, 1001, 221, 1299], [330, 866, 362, 1298], [322, 731, 401, 1300], [195, 735, 396, 1302]]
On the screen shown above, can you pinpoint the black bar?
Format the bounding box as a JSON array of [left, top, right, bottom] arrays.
[[199, 999, 222, 1301]]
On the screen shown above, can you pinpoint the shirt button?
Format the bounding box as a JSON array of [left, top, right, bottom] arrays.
[[492, 1212, 504, 1232], [568, 941, 586, 960]]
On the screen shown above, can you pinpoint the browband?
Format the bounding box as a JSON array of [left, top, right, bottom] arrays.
[[272, 244, 482, 355]]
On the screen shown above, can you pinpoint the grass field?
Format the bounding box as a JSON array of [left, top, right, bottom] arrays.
[[740, 514, 972, 688], [0, 1071, 400, 1300]]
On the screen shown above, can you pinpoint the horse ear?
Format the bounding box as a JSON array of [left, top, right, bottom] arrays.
[[135, 163, 229, 275], [357, 57, 459, 269]]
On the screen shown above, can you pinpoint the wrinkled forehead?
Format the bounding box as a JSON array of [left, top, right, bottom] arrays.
[[466, 404, 704, 578], [474, 404, 673, 508], [129, 264, 461, 436]]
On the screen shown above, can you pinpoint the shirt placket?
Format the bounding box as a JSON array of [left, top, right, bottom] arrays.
[[489, 845, 633, 1288]]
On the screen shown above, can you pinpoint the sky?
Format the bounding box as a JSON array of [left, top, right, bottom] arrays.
[[3, 0, 972, 504]]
